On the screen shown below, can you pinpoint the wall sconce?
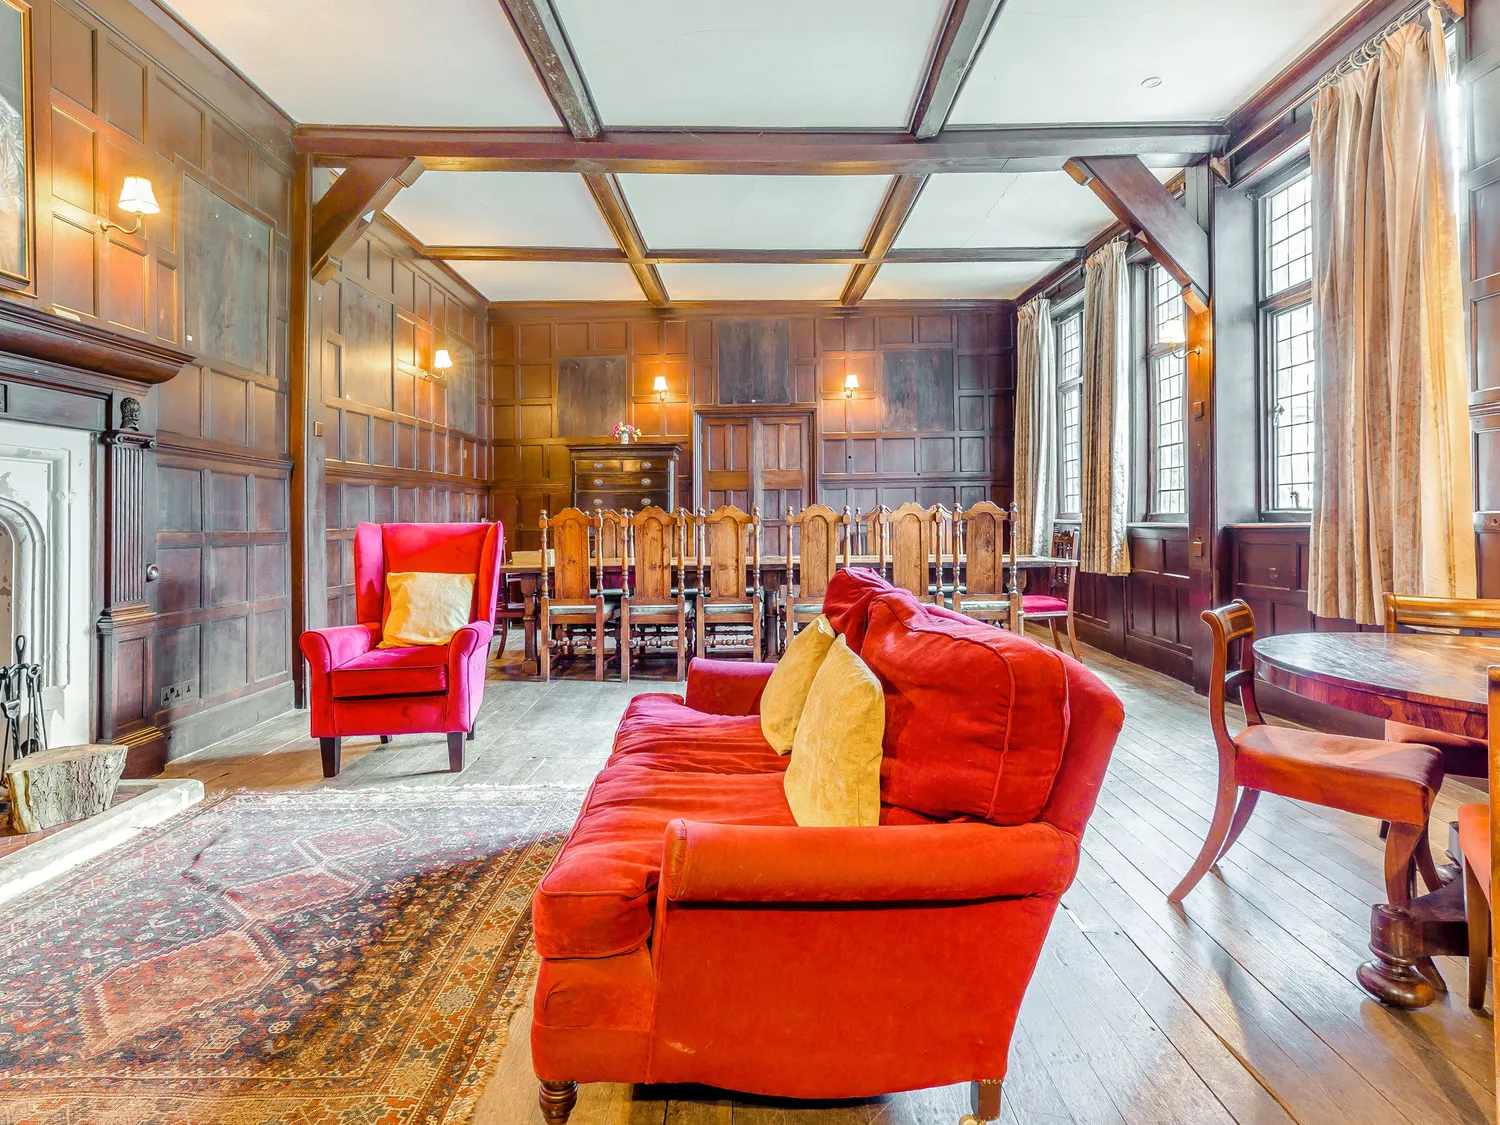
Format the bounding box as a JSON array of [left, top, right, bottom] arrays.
[[843, 372, 859, 399], [433, 348, 453, 372], [653, 374, 668, 403], [100, 176, 159, 236], [1159, 318, 1200, 360]]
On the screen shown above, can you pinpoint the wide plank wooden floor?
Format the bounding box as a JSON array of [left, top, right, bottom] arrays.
[[163, 636, 1497, 1125]]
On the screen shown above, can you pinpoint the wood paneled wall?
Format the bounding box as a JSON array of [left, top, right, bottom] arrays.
[[488, 303, 1014, 551], [313, 221, 490, 628], [9, 0, 297, 761]]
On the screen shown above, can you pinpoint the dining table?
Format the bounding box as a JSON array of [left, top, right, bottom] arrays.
[[1253, 630, 1500, 1008], [501, 553, 1078, 677]]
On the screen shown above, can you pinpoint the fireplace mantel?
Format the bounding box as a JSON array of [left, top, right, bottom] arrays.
[[0, 300, 194, 386]]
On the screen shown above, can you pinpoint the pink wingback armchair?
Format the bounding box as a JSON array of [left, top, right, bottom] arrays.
[[299, 521, 504, 777]]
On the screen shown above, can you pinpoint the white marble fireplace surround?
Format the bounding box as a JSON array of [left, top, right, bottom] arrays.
[[0, 419, 92, 749]]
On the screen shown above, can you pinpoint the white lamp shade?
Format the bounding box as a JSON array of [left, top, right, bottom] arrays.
[[843, 372, 860, 391], [433, 348, 453, 370], [652, 375, 668, 392], [118, 176, 160, 216], [1158, 318, 1187, 348]]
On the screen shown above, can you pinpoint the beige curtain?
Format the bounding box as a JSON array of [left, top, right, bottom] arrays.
[[1079, 240, 1132, 575], [1013, 296, 1056, 555], [1308, 9, 1474, 625]]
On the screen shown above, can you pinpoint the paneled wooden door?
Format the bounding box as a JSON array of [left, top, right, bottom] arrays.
[[697, 411, 813, 558]]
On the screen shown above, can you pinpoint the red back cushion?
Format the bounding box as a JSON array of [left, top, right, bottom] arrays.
[[859, 590, 1072, 825], [821, 566, 896, 654]]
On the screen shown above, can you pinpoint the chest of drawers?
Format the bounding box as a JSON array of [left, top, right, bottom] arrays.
[[568, 442, 682, 516]]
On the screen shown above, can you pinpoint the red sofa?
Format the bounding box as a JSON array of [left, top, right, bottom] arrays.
[[299, 521, 503, 777], [530, 567, 1125, 1124]]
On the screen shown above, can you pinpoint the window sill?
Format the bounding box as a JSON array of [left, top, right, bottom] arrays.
[[1225, 520, 1311, 529]]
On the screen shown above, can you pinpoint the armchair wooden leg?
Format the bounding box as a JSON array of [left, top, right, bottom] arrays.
[[319, 737, 342, 778], [539, 1080, 578, 1124], [466, 724, 476, 742], [447, 731, 467, 773], [962, 1079, 1001, 1124], [1465, 854, 1491, 1008], [379, 734, 393, 745]]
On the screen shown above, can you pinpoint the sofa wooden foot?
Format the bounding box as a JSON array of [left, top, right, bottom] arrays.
[[379, 734, 393, 745], [466, 725, 475, 741], [319, 737, 342, 778], [538, 1079, 577, 1124], [962, 1079, 1001, 1123], [447, 731, 467, 772]]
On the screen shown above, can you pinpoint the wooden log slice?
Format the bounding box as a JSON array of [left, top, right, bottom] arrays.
[[5, 744, 128, 834]]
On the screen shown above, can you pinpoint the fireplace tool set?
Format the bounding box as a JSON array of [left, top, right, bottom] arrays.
[[0, 635, 47, 783]]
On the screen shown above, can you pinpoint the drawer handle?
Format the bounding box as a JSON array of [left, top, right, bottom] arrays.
[[641, 498, 650, 506], [594, 478, 604, 485], [642, 461, 653, 468], [593, 462, 604, 469], [1268, 567, 1281, 582], [641, 477, 652, 485], [593, 498, 603, 507]]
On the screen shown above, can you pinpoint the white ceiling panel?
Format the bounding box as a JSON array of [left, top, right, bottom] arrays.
[[163, 0, 559, 125], [554, 0, 948, 127], [620, 176, 891, 250], [384, 173, 617, 248], [447, 261, 644, 302], [865, 262, 1055, 301], [951, 0, 1362, 125], [896, 172, 1117, 250], [656, 263, 851, 302]]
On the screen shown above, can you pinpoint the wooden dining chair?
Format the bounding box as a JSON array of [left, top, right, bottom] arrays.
[[952, 501, 1019, 630], [782, 504, 850, 644], [1382, 592, 1500, 780], [1022, 527, 1080, 657], [694, 504, 763, 662], [851, 506, 889, 573], [539, 508, 610, 682], [1172, 601, 1447, 919], [1456, 666, 1497, 1007], [619, 505, 689, 682], [881, 502, 946, 605]]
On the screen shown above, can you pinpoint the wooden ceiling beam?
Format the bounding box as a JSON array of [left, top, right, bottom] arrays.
[[310, 156, 423, 282], [294, 124, 1227, 175], [1065, 155, 1210, 311], [496, 0, 601, 139], [840, 174, 928, 306], [583, 173, 669, 306], [422, 244, 1083, 264], [911, 0, 1010, 139]]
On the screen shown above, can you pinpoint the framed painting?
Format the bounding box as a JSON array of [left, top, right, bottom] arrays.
[[0, 0, 30, 289]]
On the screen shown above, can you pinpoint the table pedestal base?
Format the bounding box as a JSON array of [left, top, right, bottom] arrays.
[[1357, 877, 1466, 1008]]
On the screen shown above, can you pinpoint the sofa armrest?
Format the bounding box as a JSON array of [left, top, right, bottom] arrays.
[[299, 623, 377, 672], [683, 658, 776, 716], [660, 820, 1078, 904]]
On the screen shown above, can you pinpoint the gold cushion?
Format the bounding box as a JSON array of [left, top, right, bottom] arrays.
[[782, 636, 885, 827], [760, 615, 836, 754], [379, 571, 475, 648]]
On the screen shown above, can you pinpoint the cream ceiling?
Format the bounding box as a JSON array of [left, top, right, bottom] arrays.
[[165, 0, 1369, 303]]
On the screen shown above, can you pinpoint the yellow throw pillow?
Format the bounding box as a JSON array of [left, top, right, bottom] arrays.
[[378, 571, 476, 648], [783, 636, 886, 827], [760, 615, 837, 754]]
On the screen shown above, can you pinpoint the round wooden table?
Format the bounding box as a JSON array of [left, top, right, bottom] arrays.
[[1252, 631, 1500, 1008]]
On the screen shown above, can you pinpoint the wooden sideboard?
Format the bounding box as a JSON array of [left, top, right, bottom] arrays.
[[569, 442, 681, 515]]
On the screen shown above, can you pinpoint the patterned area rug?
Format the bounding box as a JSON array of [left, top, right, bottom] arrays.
[[0, 785, 582, 1125]]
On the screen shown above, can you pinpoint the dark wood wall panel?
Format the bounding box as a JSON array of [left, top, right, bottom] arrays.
[[489, 303, 1014, 552], [317, 222, 490, 627]]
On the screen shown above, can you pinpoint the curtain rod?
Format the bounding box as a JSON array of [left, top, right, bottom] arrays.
[[1315, 1, 1444, 93]]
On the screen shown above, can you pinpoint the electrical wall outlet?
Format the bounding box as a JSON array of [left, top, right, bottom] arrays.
[[159, 680, 197, 707]]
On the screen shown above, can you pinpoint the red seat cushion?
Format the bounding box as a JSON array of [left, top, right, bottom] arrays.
[[822, 566, 896, 654], [1459, 804, 1490, 902], [331, 644, 448, 699], [1021, 594, 1069, 615], [608, 694, 787, 774], [533, 763, 796, 959], [1233, 725, 1442, 825], [860, 589, 1071, 825]]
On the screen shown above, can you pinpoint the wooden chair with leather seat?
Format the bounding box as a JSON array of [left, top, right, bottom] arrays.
[[781, 503, 850, 646], [1172, 601, 1447, 918], [881, 502, 947, 605], [1383, 592, 1500, 781], [619, 505, 689, 682], [539, 508, 610, 682], [1023, 527, 1080, 657], [694, 504, 764, 662], [1457, 663, 1499, 1008], [952, 500, 1019, 630]]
